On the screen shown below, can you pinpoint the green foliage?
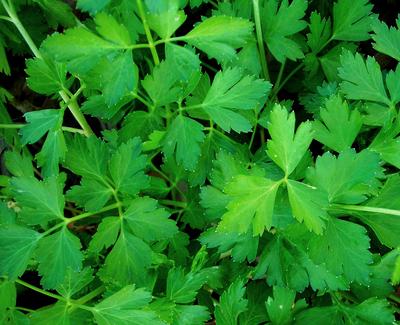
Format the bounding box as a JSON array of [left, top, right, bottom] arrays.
[[0, 0, 399, 323]]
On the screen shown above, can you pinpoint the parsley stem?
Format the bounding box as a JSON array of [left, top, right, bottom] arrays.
[[1, 0, 94, 136], [65, 202, 121, 224], [252, 0, 270, 81], [74, 286, 104, 305], [0, 123, 85, 134], [271, 62, 304, 100], [330, 204, 400, 216], [272, 60, 286, 97], [15, 306, 35, 313], [0, 123, 24, 128], [389, 294, 400, 304], [159, 199, 187, 209], [15, 279, 68, 303], [136, 0, 160, 65]]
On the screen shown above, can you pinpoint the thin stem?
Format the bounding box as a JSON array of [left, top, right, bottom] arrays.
[[15, 279, 67, 303], [248, 124, 257, 150], [2, 1, 94, 136], [0, 123, 24, 128], [272, 60, 286, 95], [65, 202, 121, 224], [330, 204, 400, 217], [271, 63, 304, 100], [130, 91, 153, 108], [59, 91, 93, 137], [0, 15, 12, 21], [15, 306, 35, 313], [136, 0, 160, 65], [2, 0, 42, 59], [160, 199, 187, 209], [389, 294, 400, 304], [0, 123, 85, 134], [74, 286, 104, 305], [252, 0, 270, 80]]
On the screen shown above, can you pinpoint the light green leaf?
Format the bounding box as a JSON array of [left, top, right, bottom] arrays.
[[146, 0, 186, 39], [56, 268, 93, 298], [200, 67, 271, 133], [313, 95, 362, 152], [307, 149, 383, 204], [287, 180, 328, 234], [124, 197, 177, 241], [162, 115, 205, 171], [267, 104, 313, 176], [355, 175, 400, 248], [76, 0, 111, 14], [26, 58, 67, 95], [67, 178, 112, 211], [262, 0, 308, 62], [20, 109, 61, 145], [93, 285, 163, 325], [0, 225, 41, 279], [217, 175, 280, 236], [372, 19, 400, 61], [30, 302, 91, 324], [338, 51, 391, 106], [11, 175, 65, 224], [183, 16, 253, 62], [172, 305, 210, 325], [308, 218, 372, 284], [36, 227, 83, 289], [266, 287, 298, 325], [95, 13, 131, 46], [332, 0, 374, 41], [88, 217, 120, 253], [36, 129, 67, 177]]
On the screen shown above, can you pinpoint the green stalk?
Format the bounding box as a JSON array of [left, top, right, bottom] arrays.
[[0, 123, 84, 134], [159, 199, 187, 209], [252, 0, 270, 80], [1, 0, 93, 137], [136, 0, 160, 65], [74, 286, 105, 305], [15, 279, 68, 303], [331, 204, 400, 216]]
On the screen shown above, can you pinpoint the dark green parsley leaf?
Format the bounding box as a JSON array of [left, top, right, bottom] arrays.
[[338, 51, 393, 106], [124, 197, 177, 241], [172, 305, 210, 325], [262, 0, 308, 62], [356, 175, 400, 248], [56, 268, 93, 299], [372, 18, 400, 61], [30, 302, 91, 324], [36, 227, 83, 289], [307, 12, 331, 54], [183, 16, 253, 62], [93, 285, 163, 325], [145, 0, 186, 39], [307, 149, 383, 204], [26, 58, 67, 95], [266, 286, 306, 325], [11, 175, 65, 224], [199, 67, 271, 133], [308, 218, 372, 284], [88, 217, 120, 253], [0, 225, 41, 279], [20, 109, 61, 145], [286, 180, 328, 234], [214, 279, 248, 325], [162, 115, 205, 171], [332, 0, 375, 41], [313, 95, 362, 152], [101, 229, 152, 286], [109, 138, 149, 196], [296, 298, 394, 325], [166, 267, 207, 304], [76, 0, 111, 14]]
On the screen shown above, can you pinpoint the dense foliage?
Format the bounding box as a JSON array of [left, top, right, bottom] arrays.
[[0, 0, 400, 323]]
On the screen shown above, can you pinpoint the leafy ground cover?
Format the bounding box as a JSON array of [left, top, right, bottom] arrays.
[[0, 0, 400, 324]]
